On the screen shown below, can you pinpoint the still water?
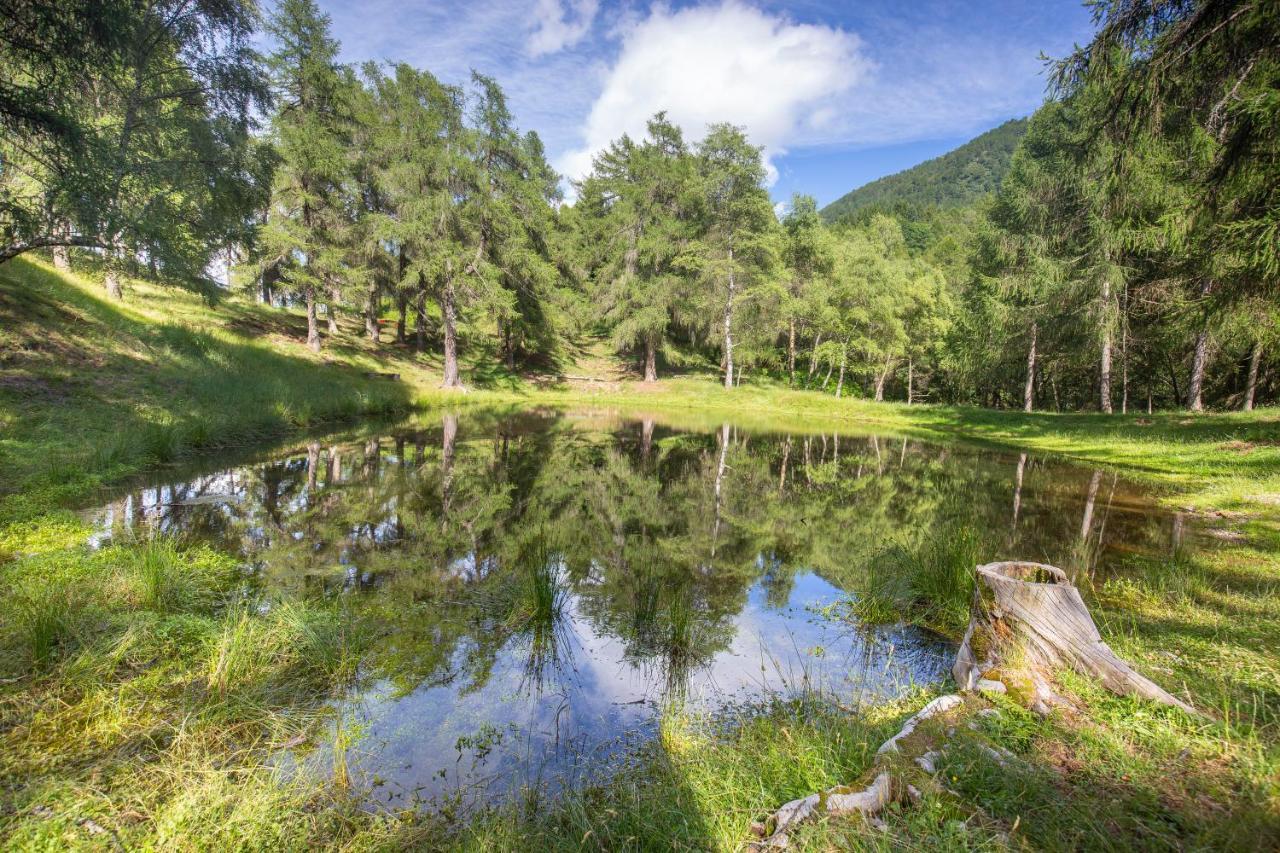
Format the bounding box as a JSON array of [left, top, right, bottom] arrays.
[[87, 408, 1194, 810]]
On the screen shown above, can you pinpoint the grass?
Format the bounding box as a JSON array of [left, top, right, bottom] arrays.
[[1, 253, 1279, 848], [852, 524, 985, 636]]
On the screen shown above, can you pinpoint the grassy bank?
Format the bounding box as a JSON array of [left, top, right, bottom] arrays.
[[2, 256, 1278, 849]]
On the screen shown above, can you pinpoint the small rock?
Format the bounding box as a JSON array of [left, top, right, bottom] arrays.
[[977, 679, 1007, 695], [977, 708, 1001, 719]]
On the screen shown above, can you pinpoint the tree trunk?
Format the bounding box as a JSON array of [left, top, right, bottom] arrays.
[[787, 318, 796, 384], [1120, 285, 1129, 414], [1080, 468, 1102, 544], [644, 338, 657, 382], [1024, 322, 1037, 413], [641, 417, 655, 460], [712, 422, 729, 553], [1099, 280, 1113, 413], [105, 267, 123, 300], [305, 287, 321, 352], [365, 284, 380, 342], [723, 246, 735, 390], [396, 293, 407, 343], [1187, 281, 1214, 411], [954, 561, 1197, 715], [807, 331, 822, 385], [835, 344, 847, 398], [441, 412, 457, 523], [326, 285, 339, 335], [414, 282, 427, 352], [440, 276, 461, 388], [874, 357, 892, 402], [1243, 340, 1262, 411], [906, 357, 914, 404], [52, 244, 70, 272], [1012, 452, 1026, 529]]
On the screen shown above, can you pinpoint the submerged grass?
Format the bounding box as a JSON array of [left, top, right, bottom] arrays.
[[2, 254, 1279, 848]]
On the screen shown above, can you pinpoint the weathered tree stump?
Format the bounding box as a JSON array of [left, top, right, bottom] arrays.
[[953, 561, 1196, 715]]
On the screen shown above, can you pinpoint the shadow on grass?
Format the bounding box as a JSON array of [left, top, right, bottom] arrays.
[[0, 257, 413, 518]]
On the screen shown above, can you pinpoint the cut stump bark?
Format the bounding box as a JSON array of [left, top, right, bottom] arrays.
[[953, 561, 1197, 715], [746, 559, 1201, 849]]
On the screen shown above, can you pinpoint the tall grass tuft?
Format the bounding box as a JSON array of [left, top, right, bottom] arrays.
[[206, 602, 356, 705], [853, 524, 984, 637], [13, 581, 79, 667]]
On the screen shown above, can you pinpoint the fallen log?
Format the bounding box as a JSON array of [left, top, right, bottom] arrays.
[[953, 561, 1197, 715]]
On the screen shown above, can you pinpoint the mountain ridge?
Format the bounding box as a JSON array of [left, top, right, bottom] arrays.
[[820, 118, 1029, 223]]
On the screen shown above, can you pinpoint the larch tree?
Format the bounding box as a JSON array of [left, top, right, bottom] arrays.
[[696, 124, 777, 390], [0, 0, 270, 297], [263, 0, 352, 352], [580, 113, 701, 381], [780, 194, 833, 385]]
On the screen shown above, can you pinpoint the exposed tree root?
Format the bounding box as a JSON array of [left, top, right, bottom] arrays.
[[746, 560, 1201, 848]]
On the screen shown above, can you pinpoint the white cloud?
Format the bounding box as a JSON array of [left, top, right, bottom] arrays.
[[557, 1, 870, 181], [527, 0, 600, 58]]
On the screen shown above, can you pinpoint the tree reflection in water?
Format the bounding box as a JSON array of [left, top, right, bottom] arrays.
[[89, 409, 1194, 809]]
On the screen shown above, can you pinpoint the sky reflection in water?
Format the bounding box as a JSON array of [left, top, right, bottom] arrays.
[[88, 409, 1195, 809]]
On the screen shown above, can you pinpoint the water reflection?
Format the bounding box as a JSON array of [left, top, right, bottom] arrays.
[[87, 409, 1195, 808]]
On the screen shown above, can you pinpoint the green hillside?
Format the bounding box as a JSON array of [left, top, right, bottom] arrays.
[[820, 118, 1029, 222]]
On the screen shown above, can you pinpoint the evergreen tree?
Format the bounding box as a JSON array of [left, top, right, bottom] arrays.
[[263, 0, 350, 351], [696, 124, 777, 389]]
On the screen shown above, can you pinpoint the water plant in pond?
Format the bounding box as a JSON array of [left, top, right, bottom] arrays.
[[852, 523, 985, 637]]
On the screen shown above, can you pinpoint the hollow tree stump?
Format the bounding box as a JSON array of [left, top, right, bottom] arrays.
[[953, 561, 1196, 715]]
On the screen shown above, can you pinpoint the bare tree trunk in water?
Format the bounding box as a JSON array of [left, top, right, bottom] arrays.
[[723, 246, 735, 390], [1243, 340, 1262, 411], [440, 276, 461, 388], [712, 422, 729, 555], [779, 436, 791, 494], [808, 331, 822, 386], [641, 418, 655, 460], [1080, 469, 1102, 543], [441, 412, 457, 525], [644, 338, 657, 382], [1024, 322, 1037, 413], [1099, 280, 1113, 412], [787, 319, 796, 384], [327, 446, 341, 485], [835, 344, 847, 398], [307, 443, 320, 493], [1013, 452, 1027, 529], [305, 286, 321, 352], [1187, 280, 1214, 411]]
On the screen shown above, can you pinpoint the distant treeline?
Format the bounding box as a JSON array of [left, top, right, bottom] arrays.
[[1, 1, 1273, 410]]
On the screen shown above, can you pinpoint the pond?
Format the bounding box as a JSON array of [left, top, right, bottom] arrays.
[[85, 407, 1197, 812]]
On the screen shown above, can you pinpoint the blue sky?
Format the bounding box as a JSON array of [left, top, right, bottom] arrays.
[[307, 0, 1095, 207]]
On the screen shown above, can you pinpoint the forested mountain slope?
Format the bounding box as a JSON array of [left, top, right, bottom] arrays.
[[820, 118, 1028, 223]]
